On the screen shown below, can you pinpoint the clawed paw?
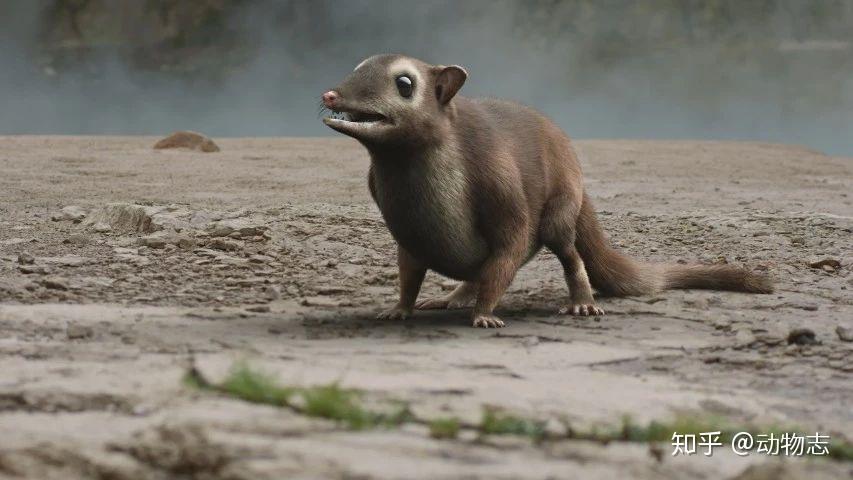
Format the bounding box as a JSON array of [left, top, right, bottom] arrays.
[[558, 304, 605, 316], [415, 298, 449, 310], [472, 314, 505, 328], [415, 297, 471, 310], [376, 306, 411, 321]]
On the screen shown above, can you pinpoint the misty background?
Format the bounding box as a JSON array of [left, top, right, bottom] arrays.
[[1, 0, 851, 155]]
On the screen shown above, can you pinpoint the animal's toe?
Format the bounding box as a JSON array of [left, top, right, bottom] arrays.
[[559, 304, 605, 317], [376, 308, 409, 321], [415, 298, 448, 310], [472, 315, 505, 328]]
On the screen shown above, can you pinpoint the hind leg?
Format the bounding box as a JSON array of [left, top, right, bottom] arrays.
[[541, 196, 604, 316], [555, 247, 604, 316], [415, 282, 477, 310]]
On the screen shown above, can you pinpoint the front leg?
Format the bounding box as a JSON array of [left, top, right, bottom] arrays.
[[472, 237, 528, 328], [377, 246, 426, 321]]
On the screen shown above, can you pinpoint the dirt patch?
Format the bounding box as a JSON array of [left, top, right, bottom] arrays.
[[0, 136, 850, 479]]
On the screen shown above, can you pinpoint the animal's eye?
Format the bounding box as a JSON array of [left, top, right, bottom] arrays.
[[395, 75, 413, 98]]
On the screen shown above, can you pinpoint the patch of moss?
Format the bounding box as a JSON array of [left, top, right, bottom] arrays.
[[429, 417, 461, 439], [479, 408, 546, 440], [218, 362, 294, 406], [185, 363, 852, 463], [186, 362, 411, 430]]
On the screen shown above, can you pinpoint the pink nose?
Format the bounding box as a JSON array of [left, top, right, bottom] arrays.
[[322, 91, 338, 108]]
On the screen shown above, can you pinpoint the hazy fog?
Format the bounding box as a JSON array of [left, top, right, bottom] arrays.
[[1, 0, 851, 155]]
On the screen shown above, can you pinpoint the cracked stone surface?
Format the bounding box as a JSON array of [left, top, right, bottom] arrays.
[[0, 136, 851, 479]]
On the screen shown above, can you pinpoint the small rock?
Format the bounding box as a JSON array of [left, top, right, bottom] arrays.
[[51, 205, 87, 222], [543, 418, 565, 437], [245, 305, 271, 313], [735, 329, 755, 346], [809, 258, 841, 272], [153, 131, 220, 153], [137, 235, 167, 249], [17, 252, 35, 265], [210, 238, 240, 251], [42, 277, 69, 290], [18, 264, 49, 274], [787, 328, 819, 346], [41, 255, 91, 267], [262, 285, 281, 301], [115, 254, 150, 266], [62, 233, 91, 246], [66, 323, 94, 339], [92, 222, 112, 233], [836, 325, 853, 342], [316, 285, 352, 295], [208, 218, 268, 238], [249, 254, 274, 264], [208, 225, 235, 237], [175, 235, 196, 250], [300, 296, 344, 307], [1, 238, 29, 246]]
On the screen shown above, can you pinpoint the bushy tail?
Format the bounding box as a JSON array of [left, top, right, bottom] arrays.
[[574, 194, 773, 296], [662, 264, 773, 293]]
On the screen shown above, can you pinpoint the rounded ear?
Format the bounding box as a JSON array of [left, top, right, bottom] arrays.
[[434, 65, 467, 105]]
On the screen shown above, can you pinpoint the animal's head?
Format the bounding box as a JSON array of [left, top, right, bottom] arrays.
[[321, 54, 467, 149]]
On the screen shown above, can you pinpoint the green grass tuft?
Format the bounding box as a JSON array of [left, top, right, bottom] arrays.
[[480, 408, 546, 440], [184, 362, 411, 430], [829, 438, 853, 462], [429, 417, 461, 439], [184, 363, 853, 463], [300, 383, 378, 430], [219, 362, 294, 406]]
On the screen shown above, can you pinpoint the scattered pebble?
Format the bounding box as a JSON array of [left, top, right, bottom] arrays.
[[808, 258, 841, 272], [316, 285, 353, 295], [51, 205, 87, 222], [735, 329, 755, 345], [209, 238, 240, 251], [301, 296, 346, 307], [62, 233, 91, 246], [245, 305, 270, 313], [92, 222, 112, 233], [137, 235, 167, 249], [787, 328, 819, 346], [17, 252, 35, 265], [836, 325, 853, 342], [41, 255, 91, 267], [262, 285, 281, 301], [42, 277, 70, 290], [18, 264, 49, 274], [249, 254, 274, 264], [66, 323, 94, 339]]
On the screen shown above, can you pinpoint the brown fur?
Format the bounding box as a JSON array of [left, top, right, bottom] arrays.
[[322, 54, 773, 328]]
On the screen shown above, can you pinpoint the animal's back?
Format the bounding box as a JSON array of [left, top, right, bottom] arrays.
[[457, 97, 585, 235]]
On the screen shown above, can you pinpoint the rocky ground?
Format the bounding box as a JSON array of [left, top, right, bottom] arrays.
[[0, 136, 851, 479]]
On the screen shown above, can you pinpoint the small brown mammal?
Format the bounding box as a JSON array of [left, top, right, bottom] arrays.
[[321, 54, 772, 328]]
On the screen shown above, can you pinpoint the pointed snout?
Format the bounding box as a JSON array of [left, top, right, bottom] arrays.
[[322, 90, 339, 108]]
